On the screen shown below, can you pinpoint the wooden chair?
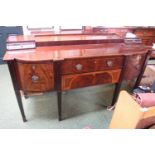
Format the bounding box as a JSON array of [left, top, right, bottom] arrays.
[[109, 91, 155, 129]]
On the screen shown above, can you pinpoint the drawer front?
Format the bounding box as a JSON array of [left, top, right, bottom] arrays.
[[94, 56, 123, 71], [16, 62, 54, 92], [123, 54, 146, 80], [61, 69, 121, 90], [61, 56, 123, 75], [61, 58, 95, 75]]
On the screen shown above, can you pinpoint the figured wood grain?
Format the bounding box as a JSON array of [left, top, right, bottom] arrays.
[[60, 56, 123, 75], [16, 62, 54, 92], [134, 29, 155, 46], [123, 54, 146, 80], [3, 43, 150, 61], [3, 34, 152, 94], [3, 31, 153, 121], [61, 69, 121, 90]]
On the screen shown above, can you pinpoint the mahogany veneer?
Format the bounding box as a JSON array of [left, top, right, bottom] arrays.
[[123, 54, 146, 80], [16, 61, 54, 92], [61, 70, 121, 90], [3, 34, 153, 122], [133, 28, 155, 46], [60, 56, 123, 75]]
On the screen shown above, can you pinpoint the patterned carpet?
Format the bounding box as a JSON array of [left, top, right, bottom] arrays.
[[140, 65, 155, 86], [141, 65, 155, 129]]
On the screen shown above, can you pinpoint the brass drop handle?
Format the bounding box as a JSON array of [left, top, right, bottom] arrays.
[[31, 75, 39, 82], [107, 60, 113, 67], [75, 64, 83, 71]]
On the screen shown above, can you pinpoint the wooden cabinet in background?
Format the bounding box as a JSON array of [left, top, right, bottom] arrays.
[[134, 28, 155, 46]]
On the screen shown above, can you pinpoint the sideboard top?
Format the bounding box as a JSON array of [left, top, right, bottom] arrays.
[[3, 43, 151, 61]]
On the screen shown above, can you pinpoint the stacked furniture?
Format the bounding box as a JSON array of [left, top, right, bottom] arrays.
[[92, 26, 155, 58]]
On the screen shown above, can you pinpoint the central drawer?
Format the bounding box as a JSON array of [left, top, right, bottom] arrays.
[[60, 56, 123, 75], [16, 62, 54, 92], [61, 69, 121, 90]]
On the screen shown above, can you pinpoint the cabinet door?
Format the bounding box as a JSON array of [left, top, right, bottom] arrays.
[[0, 26, 23, 64]]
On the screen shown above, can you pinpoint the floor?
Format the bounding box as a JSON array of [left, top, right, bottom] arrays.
[[0, 64, 114, 129]]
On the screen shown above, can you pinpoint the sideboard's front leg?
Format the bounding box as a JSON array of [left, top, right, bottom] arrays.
[[57, 91, 62, 121], [14, 90, 27, 122], [110, 56, 128, 107], [54, 61, 63, 121], [8, 61, 27, 122], [111, 82, 122, 107]]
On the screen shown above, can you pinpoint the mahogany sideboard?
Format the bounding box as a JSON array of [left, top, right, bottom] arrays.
[[3, 34, 152, 122]]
